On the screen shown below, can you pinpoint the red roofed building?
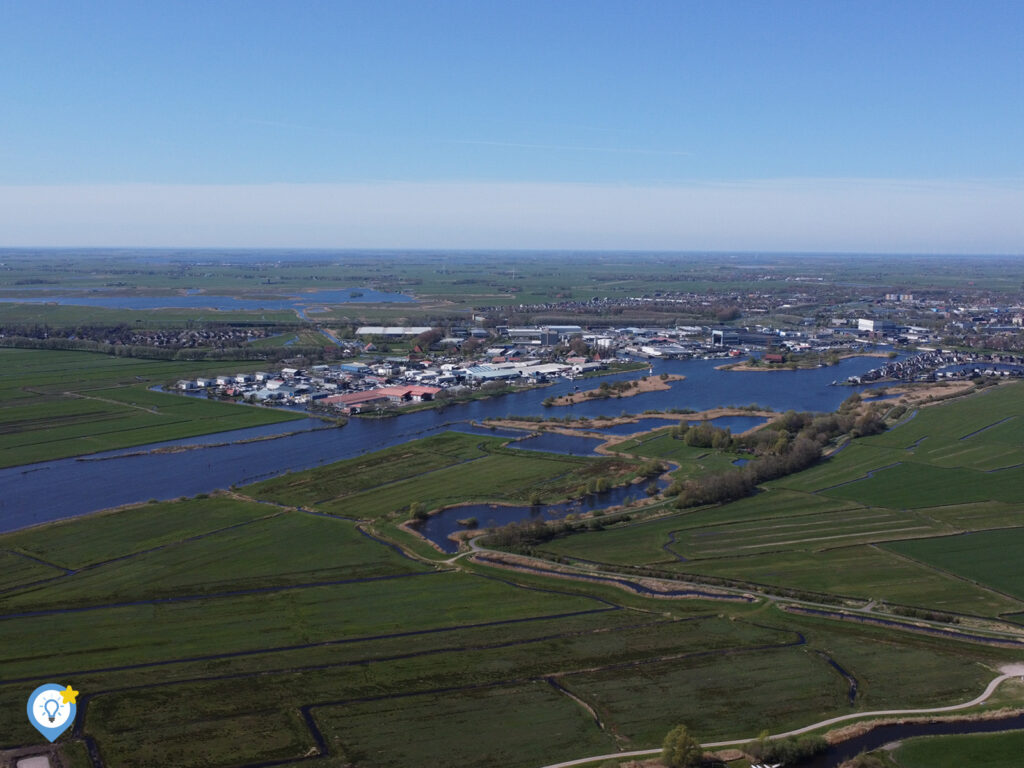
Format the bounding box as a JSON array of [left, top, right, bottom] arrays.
[[374, 385, 442, 403], [321, 391, 391, 413]]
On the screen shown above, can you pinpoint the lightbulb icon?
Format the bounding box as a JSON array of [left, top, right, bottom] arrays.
[[27, 684, 77, 742], [44, 698, 61, 723]]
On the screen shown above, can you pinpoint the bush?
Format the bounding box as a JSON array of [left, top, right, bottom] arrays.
[[662, 724, 702, 768]]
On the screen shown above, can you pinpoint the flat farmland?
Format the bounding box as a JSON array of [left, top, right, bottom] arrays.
[[538, 383, 1024, 618], [671, 546, 1022, 615], [821, 462, 1024, 508], [771, 442, 906, 493], [0, 495, 275, 568], [541, 490, 858, 566], [884, 528, 1024, 603], [244, 432, 640, 521], [0, 349, 303, 466], [859, 383, 1024, 471], [0, 550, 63, 591], [667, 507, 943, 558], [243, 431, 503, 508], [312, 683, 616, 768], [894, 730, 1024, 768], [562, 644, 844, 744]]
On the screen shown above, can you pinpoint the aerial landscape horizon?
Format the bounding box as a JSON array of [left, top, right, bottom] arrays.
[[2, 2, 1023, 767]]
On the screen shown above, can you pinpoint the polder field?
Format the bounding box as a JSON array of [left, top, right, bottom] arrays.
[[0, 349, 305, 467], [538, 382, 1024, 621], [890, 729, 1024, 768], [5, 385, 1024, 768], [242, 431, 647, 524], [1, 490, 1021, 768]]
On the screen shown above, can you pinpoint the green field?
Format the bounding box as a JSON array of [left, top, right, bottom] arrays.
[[893, 729, 1024, 768], [5, 289, 1024, 766], [885, 528, 1024, 603], [243, 431, 643, 520], [2, 493, 1013, 767], [892, 729, 1024, 768], [535, 382, 1024, 618], [0, 348, 304, 466]]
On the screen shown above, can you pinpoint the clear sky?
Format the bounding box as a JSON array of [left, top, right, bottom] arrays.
[[1, 0, 1022, 252]]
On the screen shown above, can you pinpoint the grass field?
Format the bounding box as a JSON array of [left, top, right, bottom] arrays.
[[5, 341, 1024, 764], [1, 490, 1015, 767], [0, 348, 304, 466], [535, 382, 1024, 618], [314, 683, 616, 768], [243, 431, 642, 520], [608, 429, 742, 478], [892, 730, 1024, 768], [243, 431, 504, 508], [884, 528, 1024, 603]]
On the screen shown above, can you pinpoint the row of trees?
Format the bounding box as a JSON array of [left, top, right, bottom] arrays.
[[667, 399, 889, 508], [661, 724, 828, 767], [668, 436, 823, 508]]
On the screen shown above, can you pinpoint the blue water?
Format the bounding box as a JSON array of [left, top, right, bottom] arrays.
[[0, 353, 907, 533], [417, 478, 668, 553], [585, 417, 679, 435], [0, 287, 413, 311], [693, 415, 768, 432]]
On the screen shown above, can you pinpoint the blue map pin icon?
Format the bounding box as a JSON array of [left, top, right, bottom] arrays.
[[27, 684, 76, 742]]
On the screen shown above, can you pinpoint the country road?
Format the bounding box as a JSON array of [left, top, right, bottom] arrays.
[[535, 663, 1024, 768]]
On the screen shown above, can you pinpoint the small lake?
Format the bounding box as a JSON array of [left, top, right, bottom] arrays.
[[0, 287, 414, 311], [415, 478, 668, 553]]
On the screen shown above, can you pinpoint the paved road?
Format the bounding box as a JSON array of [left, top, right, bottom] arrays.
[[535, 664, 1024, 768]]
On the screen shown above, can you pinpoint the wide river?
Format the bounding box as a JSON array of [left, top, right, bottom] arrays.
[[1, 354, 899, 532]]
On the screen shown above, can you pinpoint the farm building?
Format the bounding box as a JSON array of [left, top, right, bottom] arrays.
[[321, 391, 392, 413]]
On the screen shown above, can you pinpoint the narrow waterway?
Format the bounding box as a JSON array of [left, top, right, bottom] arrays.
[[793, 714, 1024, 768]]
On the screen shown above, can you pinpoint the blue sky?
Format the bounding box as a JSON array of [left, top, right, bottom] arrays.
[[1, 1, 1022, 251]]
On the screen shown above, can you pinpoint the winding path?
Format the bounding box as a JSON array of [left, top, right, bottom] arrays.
[[535, 663, 1024, 768]]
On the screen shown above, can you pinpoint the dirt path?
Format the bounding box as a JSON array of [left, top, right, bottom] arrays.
[[534, 664, 1024, 768], [64, 390, 163, 414]]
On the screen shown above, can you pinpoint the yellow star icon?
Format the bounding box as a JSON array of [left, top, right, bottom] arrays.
[[59, 685, 78, 705]]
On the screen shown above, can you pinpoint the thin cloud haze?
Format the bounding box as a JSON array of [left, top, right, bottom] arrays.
[[1, 179, 1021, 253]]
